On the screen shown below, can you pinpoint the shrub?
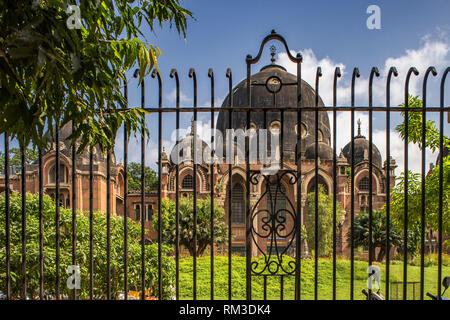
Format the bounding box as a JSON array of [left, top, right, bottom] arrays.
[[0, 192, 175, 299]]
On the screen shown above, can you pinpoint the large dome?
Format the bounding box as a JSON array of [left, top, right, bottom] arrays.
[[216, 64, 332, 161]]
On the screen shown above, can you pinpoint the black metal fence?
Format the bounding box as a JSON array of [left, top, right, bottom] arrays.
[[1, 31, 449, 300]]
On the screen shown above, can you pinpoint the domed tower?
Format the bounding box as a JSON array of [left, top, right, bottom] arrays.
[[341, 119, 382, 168], [216, 58, 332, 162], [45, 121, 113, 165]]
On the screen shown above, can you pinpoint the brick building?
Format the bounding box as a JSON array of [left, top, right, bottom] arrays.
[[0, 62, 398, 258]]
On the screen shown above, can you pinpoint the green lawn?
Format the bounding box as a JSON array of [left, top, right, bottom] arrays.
[[178, 255, 450, 300]]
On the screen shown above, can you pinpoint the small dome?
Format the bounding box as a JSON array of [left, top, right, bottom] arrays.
[[170, 132, 211, 164], [304, 142, 334, 160], [45, 122, 108, 162], [342, 136, 382, 168]]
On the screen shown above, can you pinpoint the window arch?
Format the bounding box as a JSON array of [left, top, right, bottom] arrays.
[[307, 175, 329, 194], [231, 184, 245, 224], [269, 120, 281, 134], [181, 174, 194, 189], [359, 176, 370, 191], [48, 164, 68, 183]]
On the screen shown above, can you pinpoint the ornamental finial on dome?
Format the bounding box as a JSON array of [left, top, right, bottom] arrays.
[[270, 45, 276, 64], [357, 118, 362, 137]]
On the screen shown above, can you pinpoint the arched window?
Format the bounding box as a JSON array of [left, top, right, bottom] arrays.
[[307, 175, 329, 194], [359, 176, 370, 191], [135, 205, 140, 221], [181, 174, 194, 189], [231, 184, 245, 224], [49, 164, 68, 183], [269, 120, 281, 134]]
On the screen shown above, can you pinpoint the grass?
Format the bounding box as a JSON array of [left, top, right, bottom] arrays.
[[178, 255, 450, 300]]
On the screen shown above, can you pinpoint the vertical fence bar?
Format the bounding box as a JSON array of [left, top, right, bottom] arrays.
[[151, 69, 163, 300], [38, 148, 44, 300], [189, 68, 198, 300], [263, 276, 267, 300], [123, 79, 129, 300], [368, 68, 380, 286], [139, 71, 146, 300], [106, 130, 111, 300], [55, 124, 60, 300], [245, 55, 252, 300], [314, 67, 322, 300], [4, 134, 10, 299], [280, 275, 284, 300], [226, 68, 233, 300], [350, 68, 360, 300], [421, 67, 437, 300], [403, 67, 419, 300], [332, 67, 341, 300], [21, 143, 26, 299], [89, 145, 94, 299], [170, 69, 180, 299], [71, 122, 77, 300], [208, 68, 215, 300], [295, 53, 302, 301], [385, 67, 398, 300], [438, 67, 450, 298]]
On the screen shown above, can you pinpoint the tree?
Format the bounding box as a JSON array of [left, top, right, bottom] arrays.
[[0, 147, 39, 173], [390, 95, 449, 247], [0, 1, 193, 151], [154, 196, 228, 257], [127, 162, 158, 192], [0, 192, 175, 299], [306, 185, 345, 257], [350, 210, 403, 262]]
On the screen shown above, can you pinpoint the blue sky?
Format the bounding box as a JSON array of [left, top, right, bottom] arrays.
[[118, 0, 450, 175], [5, 0, 450, 175]]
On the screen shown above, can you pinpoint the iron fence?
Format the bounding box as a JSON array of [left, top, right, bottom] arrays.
[[1, 30, 449, 301]]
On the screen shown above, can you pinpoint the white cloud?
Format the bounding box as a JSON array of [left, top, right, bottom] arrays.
[[166, 88, 193, 107], [277, 36, 449, 174]]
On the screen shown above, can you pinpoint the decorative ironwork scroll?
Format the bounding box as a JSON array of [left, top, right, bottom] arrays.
[[249, 170, 299, 275]]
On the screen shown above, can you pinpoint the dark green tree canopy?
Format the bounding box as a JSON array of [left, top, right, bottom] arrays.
[[390, 95, 449, 246], [0, 192, 175, 299], [127, 162, 158, 192], [306, 185, 345, 257], [154, 196, 228, 257], [349, 210, 404, 262], [0, 1, 193, 151]]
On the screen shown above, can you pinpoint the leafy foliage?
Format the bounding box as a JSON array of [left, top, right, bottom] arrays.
[[306, 185, 345, 257], [0, 1, 193, 151], [154, 196, 228, 257], [390, 95, 449, 247], [349, 210, 403, 262], [396, 95, 450, 152], [127, 162, 158, 192], [0, 147, 39, 173], [0, 192, 175, 299]]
